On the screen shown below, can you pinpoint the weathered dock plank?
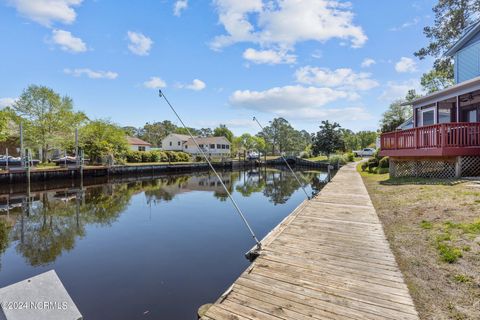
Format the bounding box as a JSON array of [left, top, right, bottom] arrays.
[[202, 162, 418, 320]]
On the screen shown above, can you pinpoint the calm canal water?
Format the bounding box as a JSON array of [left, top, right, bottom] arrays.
[[0, 167, 327, 319]]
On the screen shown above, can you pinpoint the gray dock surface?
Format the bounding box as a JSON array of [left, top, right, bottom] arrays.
[[202, 162, 419, 320]]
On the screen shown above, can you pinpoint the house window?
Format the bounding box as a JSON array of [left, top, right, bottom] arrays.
[[217, 144, 221, 149], [422, 109, 435, 126], [169, 141, 172, 146], [185, 145, 188, 149], [417, 106, 436, 126], [221, 144, 226, 149], [199, 144, 204, 148], [138, 146, 146, 152], [178, 141, 181, 146], [226, 145, 230, 149], [467, 109, 477, 122], [210, 144, 215, 149], [462, 108, 478, 122], [439, 104, 455, 124]]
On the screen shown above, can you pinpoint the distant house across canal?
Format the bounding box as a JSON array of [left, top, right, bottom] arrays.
[[161, 134, 191, 151], [161, 133, 231, 156], [127, 136, 152, 152]]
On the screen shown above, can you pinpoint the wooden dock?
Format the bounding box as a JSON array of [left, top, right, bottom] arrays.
[[201, 162, 419, 320]]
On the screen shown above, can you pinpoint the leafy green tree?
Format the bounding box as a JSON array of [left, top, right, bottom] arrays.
[[234, 133, 266, 153], [299, 130, 312, 147], [341, 129, 359, 151], [288, 129, 310, 154], [79, 119, 128, 163], [213, 124, 234, 142], [11, 85, 87, 161], [199, 128, 213, 137], [252, 135, 266, 152], [380, 100, 413, 133], [357, 131, 378, 149], [380, 90, 419, 133], [415, 0, 478, 91], [340, 130, 377, 151], [257, 118, 305, 155], [139, 120, 177, 147], [312, 121, 344, 157], [420, 67, 455, 93], [175, 126, 201, 136], [405, 89, 422, 103], [0, 110, 10, 142], [122, 126, 139, 137]]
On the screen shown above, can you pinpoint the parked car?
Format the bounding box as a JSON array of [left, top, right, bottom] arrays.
[[353, 148, 376, 157]]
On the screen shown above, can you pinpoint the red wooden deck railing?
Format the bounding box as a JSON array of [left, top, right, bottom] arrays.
[[380, 122, 480, 157]]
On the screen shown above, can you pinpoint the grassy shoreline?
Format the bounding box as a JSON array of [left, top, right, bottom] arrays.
[[358, 164, 480, 320]]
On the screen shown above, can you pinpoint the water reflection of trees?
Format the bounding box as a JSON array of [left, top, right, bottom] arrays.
[[0, 220, 8, 269], [237, 168, 325, 205], [0, 168, 326, 268], [8, 185, 132, 266]]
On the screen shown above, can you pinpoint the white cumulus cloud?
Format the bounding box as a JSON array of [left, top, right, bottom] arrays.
[[8, 0, 83, 27], [230, 85, 370, 121], [211, 0, 367, 51], [51, 29, 87, 52], [144, 77, 167, 89], [379, 79, 422, 101], [64, 68, 118, 79], [295, 66, 379, 91], [230, 85, 358, 113], [127, 31, 153, 56], [0, 97, 17, 108], [361, 58, 376, 68], [173, 0, 188, 16], [179, 79, 206, 91], [243, 48, 296, 64], [395, 57, 417, 73]]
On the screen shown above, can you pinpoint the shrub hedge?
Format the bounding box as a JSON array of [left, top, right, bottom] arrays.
[[126, 150, 191, 163], [379, 156, 389, 168], [328, 154, 347, 165], [325, 152, 356, 166], [344, 152, 355, 162], [360, 152, 390, 174]]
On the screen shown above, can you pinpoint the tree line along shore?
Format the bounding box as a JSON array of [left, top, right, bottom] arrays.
[[0, 85, 382, 168]]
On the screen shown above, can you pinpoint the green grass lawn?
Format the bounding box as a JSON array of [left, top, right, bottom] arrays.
[[306, 155, 328, 162], [35, 162, 58, 169], [358, 163, 480, 320]]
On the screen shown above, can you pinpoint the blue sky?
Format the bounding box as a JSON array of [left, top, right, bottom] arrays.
[[0, 0, 436, 135]]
